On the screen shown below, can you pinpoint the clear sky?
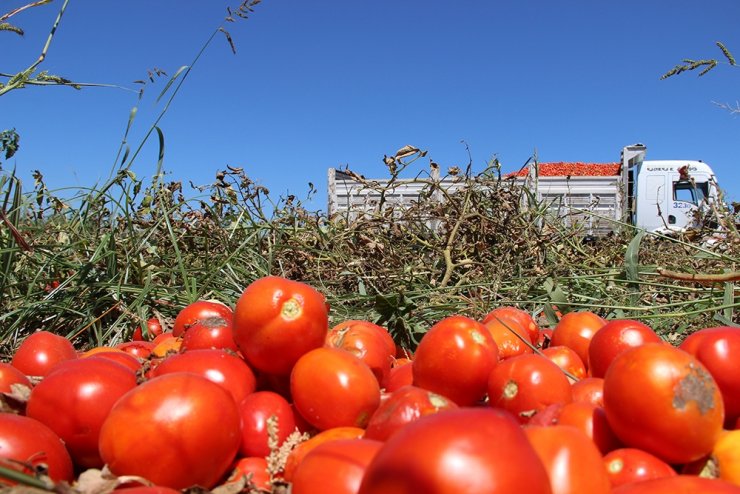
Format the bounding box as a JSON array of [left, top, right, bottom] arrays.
[[3, 0, 740, 210]]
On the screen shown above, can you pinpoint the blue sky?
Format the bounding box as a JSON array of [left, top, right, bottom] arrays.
[[3, 0, 740, 210]]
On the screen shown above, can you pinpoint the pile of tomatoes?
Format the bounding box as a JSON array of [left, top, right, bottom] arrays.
[[2, 275, 740, 494]]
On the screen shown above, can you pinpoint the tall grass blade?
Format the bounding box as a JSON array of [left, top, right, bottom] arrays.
[[156, 65, 189, 103]]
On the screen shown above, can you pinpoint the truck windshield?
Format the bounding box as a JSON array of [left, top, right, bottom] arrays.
[[673, 181, 708, 204]]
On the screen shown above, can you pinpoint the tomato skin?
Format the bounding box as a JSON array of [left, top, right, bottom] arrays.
[[541, 345, 587, 381], [132, 318, 164, 341], [358, 408, 552, 494], [233, 276, 329, 376], [603, 448, 677, 487], [238, 391, 296, 458], [26, 358, 138, 469], [11, 331, 78, 377], [283, 426, 365, 481], [679, 326, 740, 426], [713, 429, 740, 486], [556, 401, 622, 454], [99, 373, 241, 489], [412, 315, 499, 406], [364, 385, 458, 441], [525, 425, 611, 494], [115, 341, 155, 359], [483, 306, 540, 343], [482, 315, 534, 360], [550, 311, 606, 368], [0, 413, 74, 483], [587, 319, 661, 378], [0, 362, 31, 393], [571, 377, 605, 407], [292, 438, 383, 494], [150, 349, 256, 406], [326, 320, 396, 387], [226, 456, 271, 492], [82, 350, 142, 373], [384, 359, 413, 393], [610, 475, 740, 493], [291, 347, 380, 431], [488, 353, 573, 423], [603, 343, 725, 464], [173, 300, 233, 337], [179, 316, 238, 352]]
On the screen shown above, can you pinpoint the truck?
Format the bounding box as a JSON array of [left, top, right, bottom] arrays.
[[327, 144, 721, 236]]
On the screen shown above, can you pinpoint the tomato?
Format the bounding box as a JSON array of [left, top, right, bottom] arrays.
[[358, 408, 552, 494], [488, 353, 573, 423], [556, 401, 622, 454], [11, 331, 77, 377], [179, 316, 238, 352], [587, 319, 661, 378], [99, 373, 241, 489], [0, 413, 74, 483], [0, 362, 31, 393], [150, 348, 257, 406], [116, 488, 181, 494], [713, 429, 740, 486], [150, 334, 182, 357], [290, 347, 380, 431], [364, 385, 458, 441], [326, 320, 396, 387], [571, 377, 605, 407], [226, 456, 271, 492], [610, 475, 740, 493], [82, 350, 142, 373], [412, 315, 498, 406], [26, 358, 137, 469], [679, 326, 740, 426], [233, 276, 328, 375], [132, 318, 164, 341], [482, 315, 534, 360], [173, 300, 233, 337], [550, 311, 606, 368], [115, 341, 155, 359], [603, 448, 677, 487], [541, 345, 587, 381], [292, 438, 383, 494], [483, 306, 540, 343], [603, 343, 725, 464], [525, 425, 611, 494], [384, 359, 413, 393], [283, 426, 365, 481], [238, 391, 296, 458]]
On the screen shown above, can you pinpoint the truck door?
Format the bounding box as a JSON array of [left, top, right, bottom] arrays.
[[669, 178, 709, 229], [637, 174, 667, 231]]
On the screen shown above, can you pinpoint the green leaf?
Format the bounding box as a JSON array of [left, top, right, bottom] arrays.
[[156, 65, 189, 103]]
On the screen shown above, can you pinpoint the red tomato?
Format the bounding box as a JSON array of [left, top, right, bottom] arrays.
[[173, 300, 233, 337], [150, 348, 257, 406], [412, 315, 499, 406], [482, 315, 534, 360], [99, 373, 241, 489], [26, 358, 137, 469], [384, 359, 413, 393], [525, 425, 611, 494], [556, 401, 622, 454], [358, 408, 552, 494], [0, 362, 31, 393], [541, 345, 587, 381], [587, 319, 661, 378], [610, 475, 740, 493], [226, 456, 271, 492], [290, 347, 380, 431], [238, 391, 296, 458], [116, 488, 181, 494], [115, 340, 155, 359], [488, 353, 573, 423], [364, 385, 458, 441], [603, 343, 725, 464], [0, 413, 74, 483], [679, 326, 740, 426], [11, 331, 77, 377], [326, 320, 396, 387], [571, 377, 605, 407], [179, 315, 238, 352], [292, 438, 383, 494], [283, 426, 365, 481], [483, 306, 540, 344], [603, 448, 677, 487], [132, 318, 164, 341], [82, 350, 142, 373], [233, 276, 329, 375], [550, 311, 606, 368]]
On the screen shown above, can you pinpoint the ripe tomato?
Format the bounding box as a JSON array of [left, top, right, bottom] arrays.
[[132, 317, 164, 341], [292, 438, 383, 494], [482, 315, 534, 360], [179, 316, 238, 352], [11, 331, 77, 377], [679, 326, 740, 426], [290, 347, 380, 431], [115, 340, 154, 359], [384, 359, 413, 393], [358, 408, 552, 494], [99, 373, 241, 489], [713, 429, 740, 487], [238, 391, 296, 458], [610, 475, 740, 493], [550, 311, 606, 368], [412, 315, 498, 406], [541, 345, 587, 381], [364, 385, 458, 441], [150, 348, 257, 406], [226, 456, 271, 492], [488, 353, 573, 423], [556, 401, 622, 454], [483, 306, 539, 343], [603, 448, 677, 487], [603, 343, 725, 464], [81, 350, 142, 373], [173, 300, 233, 337], [525, 425, 611, 494], [233, 276, 328, 375], [26, 358, 137, 469], [0, 362, 31, 393], [0, 413, 74, 483], [283, 426, 365, 481], [325, 320, 396, 387], [587, 319, 661, 378], [571, 376, 605, 407]]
